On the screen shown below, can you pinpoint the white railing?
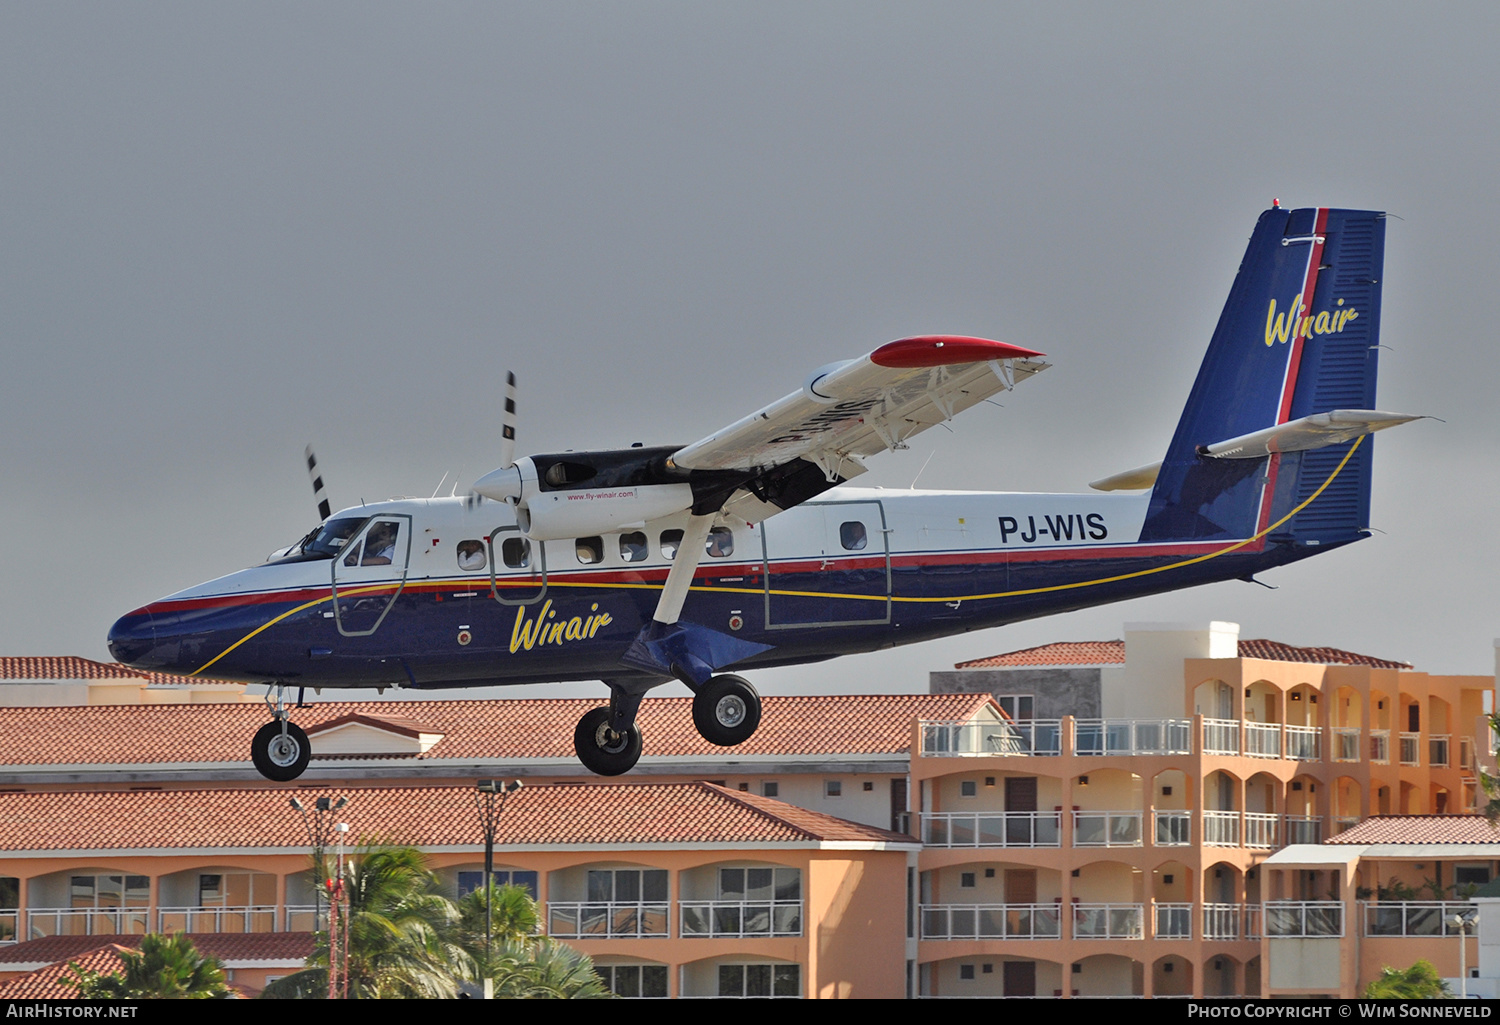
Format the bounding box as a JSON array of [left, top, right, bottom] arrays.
[[919, 720, 1061, 757], [1073, 903, 1144, 940], [0, 911, 15, 945], [156, 906, 277, 934], [1399, 732, 1421, 766], [26, 908, 151, 938], [1265, 901, 1343, 937], [283, 905, 319, 931], [1246, 904, 1262, 940], [1072, 811, 1142, 847], [1153, 811, 1191, 846], [1203, 810, 1239, 847], [1202, 718, 1239, 756], [1430, 734, 1451, 768], [1284, 816, 1322, 846], [1244, 722, 1281, 758], [1203, 903, 1246, 940], [1285, 725, 1321, 761], [1363, 901, 1475, 937], [1154, 903, 1191, 939], [1245, 812, 1278, 849], [919, 903, 1062, 940], [1073, 719, 1192, 756], [548, 902, 669, 938], [1332, 727, 1361, 762], [922, 811, 1061, 848], [680, 901, 802, 938], [1370, 730, 1390, 764]]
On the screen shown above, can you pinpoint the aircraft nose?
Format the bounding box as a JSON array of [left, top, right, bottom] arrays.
[[106, 608, 157, 667]]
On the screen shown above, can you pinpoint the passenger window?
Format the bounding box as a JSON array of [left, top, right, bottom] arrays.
[[501, 537, 530, 569], [840, 521, 868, 551], [576, 537, 604, 565], [660, 530, 684, 561], [706, 527, 734, 558], [456, 540, 486, 572], [619, 532, 648, 563]]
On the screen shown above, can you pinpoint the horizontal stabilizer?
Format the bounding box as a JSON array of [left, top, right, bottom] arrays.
[[1199, 410, 1425, 460]]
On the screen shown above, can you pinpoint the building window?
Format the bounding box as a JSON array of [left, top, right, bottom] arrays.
[[824, 780, 842, 798], [960, 872, 976, 888], [596, 963, 668, 998], [457, 870, 538, 900], [589, 868, 669, 904], [197, 872, 274, 907], [762, 782, 779, 798], [959, 964, 975, 981], [719, 867, 800, 903], [960, 780, 977, 798], [998, 695, 1034, 720], [718, 963, 800, 998]]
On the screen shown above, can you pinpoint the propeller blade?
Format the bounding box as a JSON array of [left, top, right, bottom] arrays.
[[500, 370, 518, 470], [466, 370, 519, 510], [305, 444, 332, 522]]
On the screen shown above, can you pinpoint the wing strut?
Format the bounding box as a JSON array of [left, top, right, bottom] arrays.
[[651, 514, 713, 626]]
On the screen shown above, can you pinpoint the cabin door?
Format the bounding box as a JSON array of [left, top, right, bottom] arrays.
[[330, 514, 412, 637], [762, 500, 890, 629]]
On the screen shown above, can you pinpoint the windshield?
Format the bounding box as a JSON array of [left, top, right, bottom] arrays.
[[301, 516, 369, 559]]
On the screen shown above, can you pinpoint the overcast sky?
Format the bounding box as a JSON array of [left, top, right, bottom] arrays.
[[3, 3, 1497, 701]]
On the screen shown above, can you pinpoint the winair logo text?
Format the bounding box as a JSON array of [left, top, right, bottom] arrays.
[[1001, 514, 1107, 545], [1265, 295, 1358, 347], [510, 600, 613, 653]]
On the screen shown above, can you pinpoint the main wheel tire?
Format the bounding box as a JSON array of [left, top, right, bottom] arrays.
[[251, 721, 312, 782], [573, 707, 643, 776], [692, 674, 762, 747]]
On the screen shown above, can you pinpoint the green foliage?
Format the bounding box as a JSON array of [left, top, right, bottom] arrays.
[[64, 933, 230, 1000], [487, 937, 613, 999], [1364, 960, 1452, 999], [458, 881, 540, 950]]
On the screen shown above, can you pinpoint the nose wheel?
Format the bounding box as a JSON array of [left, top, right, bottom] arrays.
[[573, 707, 643, 776], [251, 720, 311, 782], [692, 674, 762, 746]]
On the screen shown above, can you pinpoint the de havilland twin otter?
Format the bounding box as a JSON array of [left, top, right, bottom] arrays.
[[108, 205, 1421, 781]]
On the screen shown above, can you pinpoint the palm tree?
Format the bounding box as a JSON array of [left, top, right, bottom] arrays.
[[65, 933, 230, 999], [1364, 960, 1451, 999], [457, 881, 540, 951], [488, 936, 612, 999]]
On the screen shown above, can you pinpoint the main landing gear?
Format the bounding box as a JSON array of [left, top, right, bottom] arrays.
[[251, 687, 311, 782], [572, 674, 763, 776]]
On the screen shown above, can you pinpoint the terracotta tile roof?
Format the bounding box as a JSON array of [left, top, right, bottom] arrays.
[[956, 638, 1410, 670], [303, 713, 444, 738], [0, 782, 913, 851], [0, 692, 988, 767], [0, 657, 146, 681], [0, 942, 133, 999], [0, 932, 314, 966], [1326, 815, 1500, 845]]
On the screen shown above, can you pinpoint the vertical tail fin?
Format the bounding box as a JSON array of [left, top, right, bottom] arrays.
[[1139, 206, 1386, 544]]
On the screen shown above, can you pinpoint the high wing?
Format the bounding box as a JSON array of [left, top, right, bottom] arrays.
[[671, 335, 1047, 521]]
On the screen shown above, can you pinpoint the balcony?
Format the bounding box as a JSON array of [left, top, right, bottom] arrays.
[[0, 911, 15, 945], [1244, 812, 1278, 849], [1333, 728, 1361, 763], [1399, 732, 1421, 766], [1430, 734, 1451, 768], [1073, 719, 1191, 757], [1153, 811, 1191, 846], [1203, 810, 1239, 847], [1285, 725, 1320, 761], [548, 902, 669, 939], [27, 908, 150, 938], [156, 906, 276, 934], [1203, 903, 1250, 940], [1154, 902, 1191, 939], [919, 903, 1062, 940], [1072, 903, 1144, 940], [919, 720, 1060, 757], [1265, 901, 1343, 938], [922, 811, 1061, 848], [1244, 722, 1280, 758], [1363, 902, 1475, 937], [1283, 815, 1321, 846], [680, 901, 802, 938], [1202, 718, 1240, 756], [1370, 730, 1390, 764], [1072, 811, 1142, 848]]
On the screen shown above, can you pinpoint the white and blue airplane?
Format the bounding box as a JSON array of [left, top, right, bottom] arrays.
[[109, 205, 1419, 780]]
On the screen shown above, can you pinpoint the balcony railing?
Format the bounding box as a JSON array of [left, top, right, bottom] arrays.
[[1073, 903, 1144, 940], [919, 720, 1060, 757], [1244, 722, 1281, 758], [1285, 725, 1320, 761], [1363, 902, 1475, 937], [1284, 815, 1321, 846], [1203, 903, 1248, 940], [0, 911, 15, 945], [1203, 810, 1239, 847], [1244, 812, 1278, 849], [919, 903, 1062, 940], [548, 902, 669, 939], [1430, 734, 1451, 768], [1265, 901, 1343, 938], [284, 905, 319, 931], [1202, 718, 1239, 756], [1333, 727, 1361, 763], [922, 811, 1061, 848], [1370, 730, 1390, 764], [27, 908, 150, 938], [1461, 736, 1476, 773], [681, 901, 802, 938], [1154, 903, 1191, 939], [1073, 719, 1192, 757], [1399, 732, 1421, 766], [1072, 811, 1142, 848], [1153, 811, 1191, 846], [157, 906, 276, 934]]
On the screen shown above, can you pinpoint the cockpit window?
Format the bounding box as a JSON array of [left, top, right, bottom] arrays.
[[301, 517, 367, 559]]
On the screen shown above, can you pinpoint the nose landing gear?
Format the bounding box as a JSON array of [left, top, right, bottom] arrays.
[[250, 686, 312, 782]]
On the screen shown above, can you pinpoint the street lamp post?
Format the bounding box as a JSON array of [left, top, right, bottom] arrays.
[[1449, 912, 1475, 999], [475, 779, 523, 960], [289, 795, 348, 933]]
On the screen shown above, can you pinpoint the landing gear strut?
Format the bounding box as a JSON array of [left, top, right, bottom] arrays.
[[573, 682, 647, 776], [692, 674, 762, 746], [252, 687, 311, 782]]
